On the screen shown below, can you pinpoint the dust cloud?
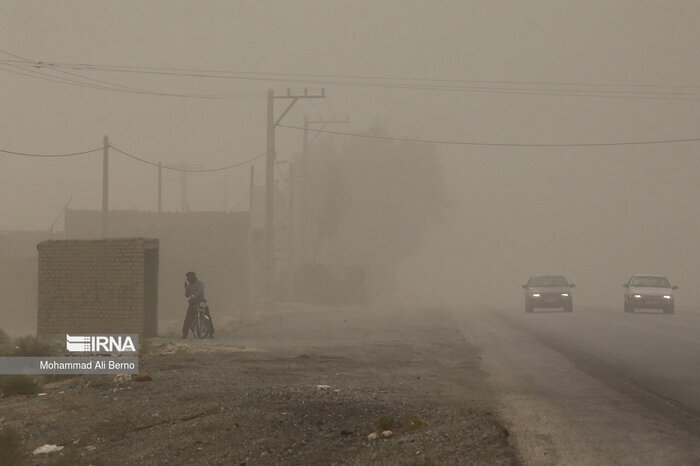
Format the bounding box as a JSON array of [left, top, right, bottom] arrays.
[[0, 1, 699, 331]]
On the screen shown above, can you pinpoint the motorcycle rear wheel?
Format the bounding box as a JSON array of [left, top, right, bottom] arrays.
[[193, 313, 211, 339]]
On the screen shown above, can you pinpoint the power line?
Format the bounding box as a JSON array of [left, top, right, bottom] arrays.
[[109, 145, 266, 172], [0, 50, 265, 100], [49, 65, 700, 100], [0, 50, 164, 96], [0, 146, 102, 157], [5, 55, 700, 101], [0, 63, 129, 94], [0, 63, 265, 100], [278, 124, 700, 148], [0, 141, 265, 169], [15, 57, 700, 92]]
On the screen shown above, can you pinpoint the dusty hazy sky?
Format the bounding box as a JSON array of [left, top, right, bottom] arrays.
[[2, 1, 699, 305]]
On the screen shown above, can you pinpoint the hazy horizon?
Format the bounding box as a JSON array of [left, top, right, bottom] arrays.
[[2, 1, 699, 310]]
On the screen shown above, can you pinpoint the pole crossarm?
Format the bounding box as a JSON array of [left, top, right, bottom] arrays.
[[275, 98, 298, 127], [308, 118, 349, 124], [307, 118, 349, 146], [272, 89, 325, 127], [271, 88, 325, 100]]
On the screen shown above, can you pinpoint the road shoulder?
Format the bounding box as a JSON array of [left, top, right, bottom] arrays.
[[455, 306, 700, 465]]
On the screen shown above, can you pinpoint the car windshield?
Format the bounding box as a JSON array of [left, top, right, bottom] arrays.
[[528, 276, 569, 287], [630, 276, 671, 288]]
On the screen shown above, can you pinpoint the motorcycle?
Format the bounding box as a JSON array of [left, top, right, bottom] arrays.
[[191, 298, 213, 339]]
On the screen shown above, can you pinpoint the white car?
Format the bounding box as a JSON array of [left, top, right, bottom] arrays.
[[623, 274, 677, 314]]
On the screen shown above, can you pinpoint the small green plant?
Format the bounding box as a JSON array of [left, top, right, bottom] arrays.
[[378, 415, 395, 430], [0, 374, 41, 396], [12, 335, 58, 357], [0, 426, 26, 466]]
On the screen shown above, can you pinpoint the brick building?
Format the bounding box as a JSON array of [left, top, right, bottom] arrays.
[[37, 238, 159, 337]]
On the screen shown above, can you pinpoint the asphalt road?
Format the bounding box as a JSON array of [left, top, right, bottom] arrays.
[[454, 304, 700, 465]]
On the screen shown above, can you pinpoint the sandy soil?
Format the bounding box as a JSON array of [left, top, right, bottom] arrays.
[[0, 305, 518, 465]]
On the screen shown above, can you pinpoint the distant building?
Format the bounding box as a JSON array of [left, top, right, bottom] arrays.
[[65, 209, 250, 323]]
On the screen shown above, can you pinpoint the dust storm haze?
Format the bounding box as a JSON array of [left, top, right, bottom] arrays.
[[1, 1, 699, 320], [4, 3, 700, 464]]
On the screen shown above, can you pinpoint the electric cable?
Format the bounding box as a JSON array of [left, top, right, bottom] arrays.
[[0, 146, 102, 157], [278, 124, 700, 148], [109, 145, 265, 172]]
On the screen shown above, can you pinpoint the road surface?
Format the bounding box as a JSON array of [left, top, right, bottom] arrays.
[[454, 304, 700, 465]]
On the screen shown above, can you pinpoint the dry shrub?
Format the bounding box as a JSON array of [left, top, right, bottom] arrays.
[[397, 413, 428, 433], [174, 347, 193, 362]]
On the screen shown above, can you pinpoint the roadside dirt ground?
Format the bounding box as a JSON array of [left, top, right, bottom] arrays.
[[0, 305, 518, 465]]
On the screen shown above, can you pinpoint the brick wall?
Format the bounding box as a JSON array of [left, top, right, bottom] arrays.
[[37, 238, 158, 337]]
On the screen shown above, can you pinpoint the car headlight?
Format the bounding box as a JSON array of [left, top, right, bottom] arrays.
[[663, 295, 672, 299], [633, 294, 642, 298], [561, 293, 569, 297], [532, 293, 540, 297]]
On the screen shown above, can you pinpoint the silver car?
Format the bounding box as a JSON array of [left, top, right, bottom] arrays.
[[623, 274, 678, 314], [522, 275, 574, 313]]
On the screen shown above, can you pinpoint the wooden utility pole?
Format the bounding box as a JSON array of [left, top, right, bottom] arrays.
[[264, 88, 325, 308], [170, 163, 202, 212], [102, 135, 109, 238]]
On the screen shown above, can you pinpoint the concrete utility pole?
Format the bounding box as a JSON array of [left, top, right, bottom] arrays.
[[249, 164, 255, 212], [102, 135, 109, 238], [180, 172, 188, 212], [300, 117, 309, 265], [288, 162, 295, 300], [157, 162, 162, 213], [265, 88, 325, 309]]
